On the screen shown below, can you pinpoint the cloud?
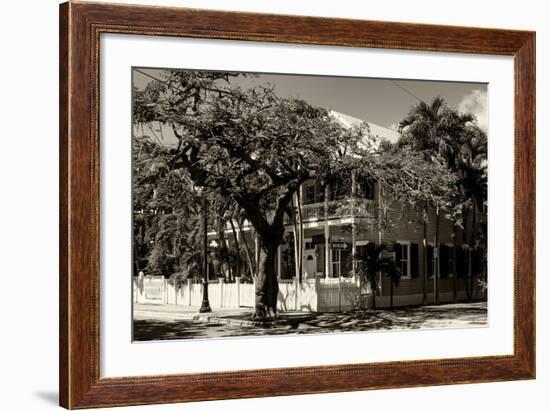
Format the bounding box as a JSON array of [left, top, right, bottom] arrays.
[[457, 89, 488, 132]]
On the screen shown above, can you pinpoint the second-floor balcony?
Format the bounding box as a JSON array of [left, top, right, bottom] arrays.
[[285, 198, 376, 225]]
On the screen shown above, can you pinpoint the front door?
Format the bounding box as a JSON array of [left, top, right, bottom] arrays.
[[304, 253, 316, 277]]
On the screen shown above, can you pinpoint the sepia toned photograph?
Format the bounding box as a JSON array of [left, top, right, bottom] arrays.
[[132, 68, 488, 341]]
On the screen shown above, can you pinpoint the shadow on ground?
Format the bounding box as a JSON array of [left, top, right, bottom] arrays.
[[134, 320, 229, 340], [133, 302, 488, 341]]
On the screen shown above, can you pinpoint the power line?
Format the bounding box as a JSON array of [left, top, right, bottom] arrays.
[[388, 79, 423, 103], [134, 68, 184, 94]]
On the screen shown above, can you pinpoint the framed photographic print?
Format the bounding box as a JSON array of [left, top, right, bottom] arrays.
[[59, 1, 535, 409]]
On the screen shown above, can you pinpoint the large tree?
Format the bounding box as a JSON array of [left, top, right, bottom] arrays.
[[133, 70, 362, 319]]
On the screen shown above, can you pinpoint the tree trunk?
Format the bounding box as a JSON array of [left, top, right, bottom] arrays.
[[434, 207, 440, 305], [452, 223, 457, 303], [462, 206, 471, 300], [422, 212, 428, 305], [216, 217, 230, 281], [390, 279, 394, 308], [291, 196, 300, 281], [133, 238, 139, 277], [371, 280, 377, 310], [253, 241, 280, 320], [377, 183, 383, 302], [470, 205, 477, 299], [297, 190, 304, 282], [229, 218, 241, 278]]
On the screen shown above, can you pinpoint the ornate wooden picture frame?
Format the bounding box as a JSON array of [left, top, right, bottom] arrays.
[[59, 1, 535, 408]]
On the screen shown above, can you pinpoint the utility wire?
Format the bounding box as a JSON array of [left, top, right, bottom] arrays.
[[134, 68, 184, 93], [388, 79, 423, 103]]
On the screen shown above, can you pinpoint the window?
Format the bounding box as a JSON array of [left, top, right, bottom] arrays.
[[355, 241, 369, 271], [357, 176, 376, 200], [395, 242, 410, 278], [439, 244, 455, 278], [331, 249, 341, 278], [304, 185, 316, 204], [304, 241, 315, 250]]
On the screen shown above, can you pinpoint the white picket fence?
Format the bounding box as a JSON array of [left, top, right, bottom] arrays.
[[133, 276, 362, 312]]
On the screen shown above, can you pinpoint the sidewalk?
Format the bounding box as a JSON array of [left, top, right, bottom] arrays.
[[134, 302, 487, 331], [133, 303, 258, 327]]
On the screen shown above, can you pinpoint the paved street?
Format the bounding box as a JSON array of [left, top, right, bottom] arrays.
[[133, 302, 487, 341]]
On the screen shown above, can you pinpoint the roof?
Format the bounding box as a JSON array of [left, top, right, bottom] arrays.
[[330, 110, 401, 144]]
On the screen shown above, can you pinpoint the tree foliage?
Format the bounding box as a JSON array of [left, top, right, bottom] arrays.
[[133, 69, 369, 318]]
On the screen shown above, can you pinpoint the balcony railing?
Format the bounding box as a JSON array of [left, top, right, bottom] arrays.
[[286, 198, 376, 224], [213, 198, 377, 235]]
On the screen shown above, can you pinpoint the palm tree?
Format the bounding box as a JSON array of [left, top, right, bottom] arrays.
[[399, 97, 474, 171], [455, 126, 488, 298], [399, 97, 474, 304], [356, 243, 401, 309]]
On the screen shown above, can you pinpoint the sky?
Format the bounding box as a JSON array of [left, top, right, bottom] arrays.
[[133, 68, 487, 138]]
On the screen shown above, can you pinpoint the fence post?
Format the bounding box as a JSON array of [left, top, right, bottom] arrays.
[[315, 276, 321, 312], [235, 277, 241, 308], [219, 277, 224, 308]]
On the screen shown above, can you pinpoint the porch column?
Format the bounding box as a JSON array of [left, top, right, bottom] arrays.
[[324, 224, 330, 281]]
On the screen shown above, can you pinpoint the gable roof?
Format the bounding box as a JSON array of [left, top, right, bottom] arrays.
[[330, 110, 401, 144]]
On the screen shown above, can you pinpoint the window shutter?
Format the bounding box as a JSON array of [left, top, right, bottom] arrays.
[[440, 246, 449, 278], [410, 243, 419, 278], [456, 246, 465, 277]]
